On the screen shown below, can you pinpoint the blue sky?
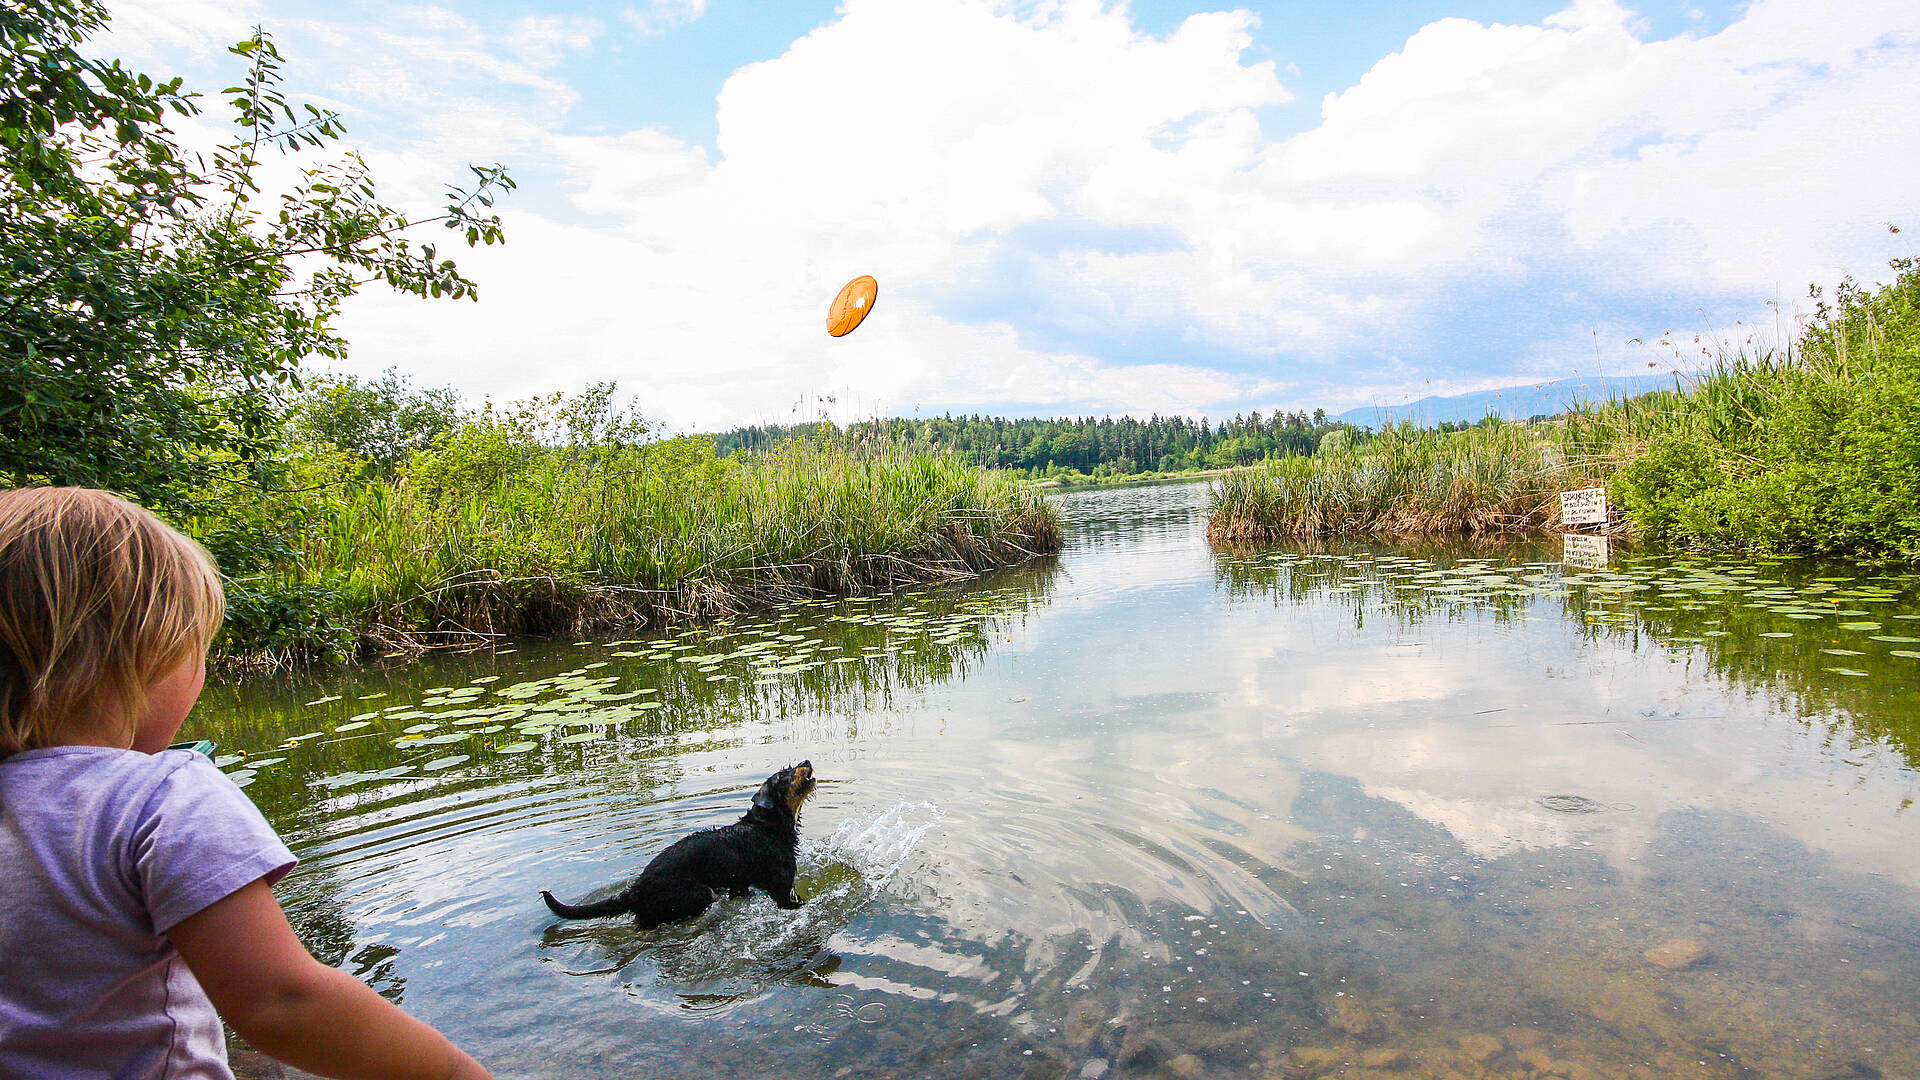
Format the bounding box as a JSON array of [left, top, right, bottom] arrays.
[[104, 0, 1919, 431]]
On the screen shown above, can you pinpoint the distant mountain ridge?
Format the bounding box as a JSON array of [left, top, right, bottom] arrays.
[[1335, 374, 1681, 430]]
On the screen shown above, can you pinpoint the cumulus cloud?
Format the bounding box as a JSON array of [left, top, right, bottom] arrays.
[[337, 0, 1303, 428], [112, 0, 1920, 427]]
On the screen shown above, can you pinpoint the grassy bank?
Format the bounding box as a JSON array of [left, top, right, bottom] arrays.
[[1599, 262, 1920, 560], [199, 434, 1062, 667], [1206, 421, 1594, 543], [1210, 257, 1920, 559]]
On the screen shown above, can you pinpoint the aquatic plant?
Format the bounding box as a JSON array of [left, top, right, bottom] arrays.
[[1205, 420, 1598, 543], [211, 436, 1060, 665], [1210, 256, 1920, 561]]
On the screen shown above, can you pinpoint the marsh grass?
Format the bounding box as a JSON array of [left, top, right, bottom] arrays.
[[1212, 257, 1920, 557], [1206, 419, 1607, 543], [219, 439, 1061, 664]]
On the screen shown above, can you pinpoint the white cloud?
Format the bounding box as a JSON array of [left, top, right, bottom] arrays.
[[623, 0, 709, 36], [335, 0, 1302, 428], [1054, 0, 1920, 370], [166, 0, 1920, 426], [94, 0, 261, 61], [502, 14, 602, 69]]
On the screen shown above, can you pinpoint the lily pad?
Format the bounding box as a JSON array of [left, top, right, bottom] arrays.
[[495, 741, 538, 754], [314, 771, 375, 789], [422, 755, 469, 771]]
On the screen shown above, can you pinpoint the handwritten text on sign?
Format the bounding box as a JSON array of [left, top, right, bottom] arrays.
[[1562, 532, 1610, 568], [1559, 487, 1608, 527]]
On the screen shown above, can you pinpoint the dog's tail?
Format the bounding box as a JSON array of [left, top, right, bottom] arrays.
[[541, 889, 629, 920]]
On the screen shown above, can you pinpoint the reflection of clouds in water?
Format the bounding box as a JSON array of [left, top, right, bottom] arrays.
[[209, 486, 1920, 1079], [1201, 536, 1920, 894], [1301, 662, 1920, 886], [1358, 786, 1587, 860], [1240, 640, 1463, 713]]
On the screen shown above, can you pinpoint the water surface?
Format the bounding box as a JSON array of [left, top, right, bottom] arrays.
[[194, 483, 1920, 1080]]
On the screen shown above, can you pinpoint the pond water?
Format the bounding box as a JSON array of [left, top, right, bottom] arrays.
[[192, 482, 1920, 1080]]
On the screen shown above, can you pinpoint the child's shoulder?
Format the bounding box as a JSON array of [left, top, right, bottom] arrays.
[[2, 745, 223, 807]]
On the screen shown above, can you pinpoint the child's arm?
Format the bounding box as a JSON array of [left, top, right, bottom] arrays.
[[167, 879, 494, 1080]]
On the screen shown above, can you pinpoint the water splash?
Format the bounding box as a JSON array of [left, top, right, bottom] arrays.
[[546, 802, 945, 1011], [812, 800, 946, 896]]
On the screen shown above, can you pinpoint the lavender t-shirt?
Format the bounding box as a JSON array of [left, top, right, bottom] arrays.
[[0, 746, 296, 1079]]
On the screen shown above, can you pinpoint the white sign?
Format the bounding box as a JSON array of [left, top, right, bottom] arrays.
[[1562, 532, 1610, 568], [1559, 487, 1608, 527]]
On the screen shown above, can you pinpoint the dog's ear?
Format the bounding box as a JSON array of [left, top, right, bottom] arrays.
[[752, 776, 783, 811]]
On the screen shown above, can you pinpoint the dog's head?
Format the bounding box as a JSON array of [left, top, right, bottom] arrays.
[[752, 760, 816, 818]]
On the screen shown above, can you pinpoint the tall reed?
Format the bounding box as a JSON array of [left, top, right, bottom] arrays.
[[1206, 420, 1601, 543], [235, 439, 1060, 661], [1208, 255, 1920, 558]]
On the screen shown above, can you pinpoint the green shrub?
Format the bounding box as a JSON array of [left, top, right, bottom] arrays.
[[1611, 258, 1920, 560]]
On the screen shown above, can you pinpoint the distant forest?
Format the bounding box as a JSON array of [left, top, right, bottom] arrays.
[[712, 410, 1363, 478]]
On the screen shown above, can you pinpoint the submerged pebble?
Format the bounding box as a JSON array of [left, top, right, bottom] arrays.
[[1644, 938, 1710, 970]]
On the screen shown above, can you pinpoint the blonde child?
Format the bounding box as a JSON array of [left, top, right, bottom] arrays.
[[0, 488, 493, 1080]]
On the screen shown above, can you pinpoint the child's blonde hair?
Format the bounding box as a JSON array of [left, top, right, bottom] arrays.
[[0, 488, 226, 756]]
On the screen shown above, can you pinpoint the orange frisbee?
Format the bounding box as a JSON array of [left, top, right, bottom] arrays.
[[827, 275, 878, 337]]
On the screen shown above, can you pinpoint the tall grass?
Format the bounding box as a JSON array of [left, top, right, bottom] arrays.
[[1206, 420, 1601, 543], [1208, 255, 1920, 559], [1595, 272, 1920, 559], [218, 438, 1061, 664]]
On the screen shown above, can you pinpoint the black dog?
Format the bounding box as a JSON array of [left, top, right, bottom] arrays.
[[541, 761, 816, 927]]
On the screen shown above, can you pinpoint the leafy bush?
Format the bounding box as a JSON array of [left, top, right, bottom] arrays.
[[1612, 258, 1920, 560], [0, 7, 510, 509]]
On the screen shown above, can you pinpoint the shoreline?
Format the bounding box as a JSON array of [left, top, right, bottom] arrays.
[[1033, 464, 1267, 492], [212, 540, 1061, 676], [209, 445, 1065, 674]]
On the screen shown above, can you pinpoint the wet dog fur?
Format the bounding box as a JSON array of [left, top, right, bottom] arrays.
[[540, 761, 816, 927]]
